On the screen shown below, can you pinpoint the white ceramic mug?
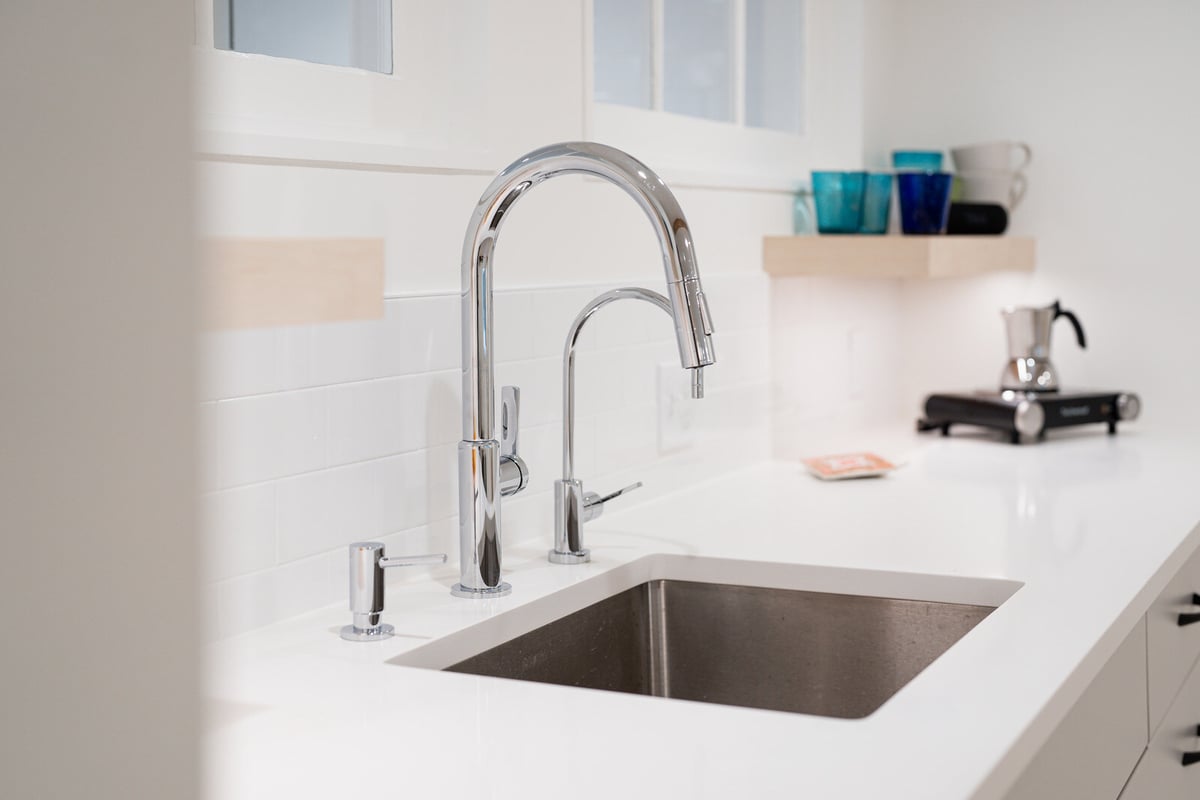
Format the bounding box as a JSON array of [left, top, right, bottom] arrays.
[[956, 170, 1027, 210], [951, 141, 1032, 173]]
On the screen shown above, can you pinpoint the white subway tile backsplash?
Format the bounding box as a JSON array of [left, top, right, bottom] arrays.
[[493, 291, 535, 364], [276, 462, 380, 563], [593, 405, 659, 476], [203, 271, 780, 638], [702, 273, 770, 334], [216, 389, 328, 488], [702, 328, 771, 391], [201, 484, 276, 581], [216, 547, 343, 638], [308, 295, 459, 387], [583, 288, 671, 349], [201, 326, 311, 401], [326, 379, 408, 465], [531, 286, 601, 358], [198, 401, 220, 493], [326, 371, 460, 466], [378, 445, 458, 535]]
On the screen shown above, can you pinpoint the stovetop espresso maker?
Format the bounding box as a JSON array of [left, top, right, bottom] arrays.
[[918, 298, 1141, 442], [1000, 299, 1087, 391]]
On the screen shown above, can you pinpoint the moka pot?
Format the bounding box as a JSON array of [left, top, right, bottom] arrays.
[[1000, 300, 1086, 392]]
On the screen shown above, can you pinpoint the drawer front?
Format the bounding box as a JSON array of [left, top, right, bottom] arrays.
[[1148, 541, 1200, 733], [1120, 654, 1200, 800], [1005, 619, 1148, 800]]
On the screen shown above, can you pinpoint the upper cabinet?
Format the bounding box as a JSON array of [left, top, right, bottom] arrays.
[[589, 0, 862, 188], [193, 0, 585, 171], [194, 0, 862, 180], [214, 0, 394, 73], [593, 0, 804, 131]]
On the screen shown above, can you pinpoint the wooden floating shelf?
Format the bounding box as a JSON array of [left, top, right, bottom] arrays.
[[763, 235, 1036, 279]]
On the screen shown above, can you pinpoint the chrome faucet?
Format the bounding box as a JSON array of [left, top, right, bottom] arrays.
[[550, 287, 698, 564], [453, 142, 716, 598]]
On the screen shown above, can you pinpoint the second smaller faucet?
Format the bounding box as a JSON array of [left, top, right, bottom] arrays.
[[550, 287, 705, 564]]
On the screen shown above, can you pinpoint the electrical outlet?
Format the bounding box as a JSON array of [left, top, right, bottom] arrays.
[[657, 362, 694, 453]]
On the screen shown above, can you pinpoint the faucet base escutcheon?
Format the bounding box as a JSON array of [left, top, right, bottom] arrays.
[[450, 582, 512, 599]]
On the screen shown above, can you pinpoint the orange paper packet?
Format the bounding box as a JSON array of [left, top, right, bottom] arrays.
[[802, 452, 896, 481]]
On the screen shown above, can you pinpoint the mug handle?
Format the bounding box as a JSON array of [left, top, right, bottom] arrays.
[[1013, 142, 1033, 172], [1009, 171, 1027, 210]]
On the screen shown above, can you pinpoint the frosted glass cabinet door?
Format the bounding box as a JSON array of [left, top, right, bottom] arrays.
[[663, 0, 734, 122], [745, 0, 804, 133], [593, 0, 653, 109], [214, 0, 393, 74]]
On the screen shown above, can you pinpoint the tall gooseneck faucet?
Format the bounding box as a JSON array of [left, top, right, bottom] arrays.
[[452, 142, 716, 598]]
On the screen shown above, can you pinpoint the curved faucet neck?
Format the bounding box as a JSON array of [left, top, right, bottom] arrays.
[[560, 288, 673, 480], [459, 141, 715, 443]]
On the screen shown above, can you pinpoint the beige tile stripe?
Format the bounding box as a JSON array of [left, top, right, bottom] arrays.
[[203, 237, 385, 329]]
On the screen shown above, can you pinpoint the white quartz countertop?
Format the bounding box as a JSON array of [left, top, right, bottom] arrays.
[[206, 428, 1200, 799]]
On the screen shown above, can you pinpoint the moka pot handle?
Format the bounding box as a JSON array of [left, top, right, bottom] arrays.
[[1052, 301, 1087, 349]]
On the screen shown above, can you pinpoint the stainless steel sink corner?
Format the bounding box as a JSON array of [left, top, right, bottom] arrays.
[[445, 578, 997, 718]]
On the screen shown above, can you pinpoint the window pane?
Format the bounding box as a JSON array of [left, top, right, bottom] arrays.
[[745, 0, 804, 133], [593, 0, 653, 109], [214, 0, 393, 75], [663, 0, 734, 122]]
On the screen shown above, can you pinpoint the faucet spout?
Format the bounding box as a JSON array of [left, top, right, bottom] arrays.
[[454, 142, 717, 597]]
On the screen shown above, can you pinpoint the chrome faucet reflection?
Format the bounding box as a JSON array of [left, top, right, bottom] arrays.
[[453, 142, 716, 597]]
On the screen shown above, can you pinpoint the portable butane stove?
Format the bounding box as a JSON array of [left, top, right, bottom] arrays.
[[918, 299, 1143, 443], [917, 389, 1142, 444]]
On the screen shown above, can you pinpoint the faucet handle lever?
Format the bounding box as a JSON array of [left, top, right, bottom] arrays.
[[501, 385, 520, 457], [498, 385, 530, 497], [585, 481, 643, 508], [582, 481, 643, 523]]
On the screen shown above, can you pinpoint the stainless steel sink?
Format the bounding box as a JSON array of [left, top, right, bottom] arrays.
[[446, 579, 995, 718]]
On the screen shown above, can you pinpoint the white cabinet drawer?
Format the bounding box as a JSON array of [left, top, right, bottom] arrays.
[[1005, 619, 1148, 800], [1120, 653, 1200, 800], [1148, 541, 1200, 733]]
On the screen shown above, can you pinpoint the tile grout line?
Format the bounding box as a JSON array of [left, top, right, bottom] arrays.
[[202, 327, 767, 402]]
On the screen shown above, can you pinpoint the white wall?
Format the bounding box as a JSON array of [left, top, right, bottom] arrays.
[[863, 0, 1200, 427], [0, 3, 199, 799], [199, 0, 896, 636]]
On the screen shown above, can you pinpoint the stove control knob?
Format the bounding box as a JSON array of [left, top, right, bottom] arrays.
[[1014, 399, 1045, 437], [1116, 393, 1141, 421]]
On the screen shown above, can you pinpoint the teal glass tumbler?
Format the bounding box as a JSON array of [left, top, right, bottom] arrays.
[[811, 171, 866, 234], [792, 190, 815, 234], [859, 173, 893, 234]]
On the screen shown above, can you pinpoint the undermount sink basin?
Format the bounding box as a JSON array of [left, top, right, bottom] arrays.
[[444, 578, 997, 718]]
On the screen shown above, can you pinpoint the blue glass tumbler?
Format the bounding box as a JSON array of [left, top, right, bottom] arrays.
[[897, 172, 954, 234], [892, 150, 944, 171], [811, 171, 866, 234], [859, 173, 893, 234]]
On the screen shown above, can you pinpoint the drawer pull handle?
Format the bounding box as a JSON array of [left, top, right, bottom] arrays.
[[1177, 594, 1200, 627], [1185, 725, 1200, 767]]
